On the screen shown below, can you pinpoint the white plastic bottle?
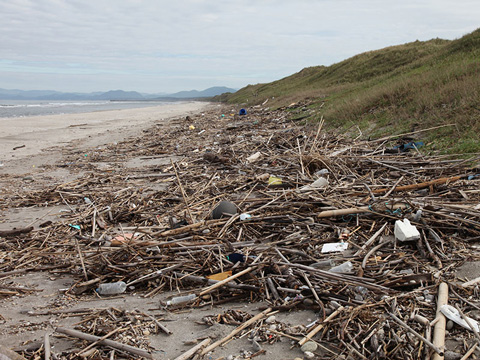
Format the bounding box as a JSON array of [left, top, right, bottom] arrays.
[[166, 294, 197, 306], [96, 281, 127, 295]]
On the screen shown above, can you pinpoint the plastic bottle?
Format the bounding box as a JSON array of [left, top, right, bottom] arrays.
[[166, 294, 197, 306], [328, 261, 353, 273], [96, 281, 127, 295]]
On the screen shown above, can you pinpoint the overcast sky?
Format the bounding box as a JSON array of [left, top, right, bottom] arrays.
[[1, 1, 479, 94]]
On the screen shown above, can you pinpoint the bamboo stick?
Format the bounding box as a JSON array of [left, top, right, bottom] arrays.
[[432, 282, 449, 360]]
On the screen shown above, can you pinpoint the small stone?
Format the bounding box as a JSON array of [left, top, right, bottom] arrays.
[[143, 329, 150, 336], [301, 341, 318, 353], [265, 315, 276, 324], [446, 320, 454, 330]]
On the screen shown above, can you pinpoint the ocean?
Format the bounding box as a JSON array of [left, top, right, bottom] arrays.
[[0, 100, 178, 118]]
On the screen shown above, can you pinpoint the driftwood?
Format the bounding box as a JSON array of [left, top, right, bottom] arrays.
[[0, 226, 33, 237], [55, 327, 153, 359], [1, 104, 479, 360]]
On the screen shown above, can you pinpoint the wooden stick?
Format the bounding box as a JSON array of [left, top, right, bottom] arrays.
[[389, 313, 443, 356], [173, 338, 211, 360], [44, 333, 51, 360], [199, 266, 256, 296], [318, 206, 370, 218], [354, 222, 387, 256], [381, 175, 405, 198], [371, 174, 465, 195], [201, 308, 272, 355], [432, 282, 449, 360], [171, 160, 194, 224], [55, 327, 153, 359], [299, 306, 344, 346], [371, 123, 455, 142], [0, 345, 27, 360], [74, 238, 88, 281], [146, 315, 173, 335], [454, 304, 480, 344], [461, 275, 480, 288], [460, 344, 477, 360], [77, 326, 128, 357]]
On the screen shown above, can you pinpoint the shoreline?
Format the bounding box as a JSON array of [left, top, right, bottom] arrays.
[[0, 101, 212, 172]]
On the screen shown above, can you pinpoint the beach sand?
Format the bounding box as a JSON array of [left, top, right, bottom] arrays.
[[0, 101, 211, 174], [0, 101, 313, 360]]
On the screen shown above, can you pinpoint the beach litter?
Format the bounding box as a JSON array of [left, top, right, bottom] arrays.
[[1, 103, 480, 359]]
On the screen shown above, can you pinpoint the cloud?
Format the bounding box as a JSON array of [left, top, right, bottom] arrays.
[[0, 0, 479, 92]]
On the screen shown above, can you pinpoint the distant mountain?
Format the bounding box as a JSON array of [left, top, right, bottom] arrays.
[[164, 86, 236, 99], [95, 90, 144, 100], [0, 86, 236, 101]]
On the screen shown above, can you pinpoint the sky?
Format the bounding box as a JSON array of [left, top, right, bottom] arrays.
[[1, 1, 479, 94]]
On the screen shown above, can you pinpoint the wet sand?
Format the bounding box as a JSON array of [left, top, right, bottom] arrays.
[[0, 101, 212, 172]]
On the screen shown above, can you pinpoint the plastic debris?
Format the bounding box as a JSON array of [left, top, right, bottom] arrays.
[[328, 261, 354, 273], [394, 219, 420, 241], [268, 176, 282, 185], [166, 294, 197, 306], [440, 304, 480, 332], [246, 151, 262, 163], [298, 177, 328, 191], [96, 281, 127, 295], [211, 200, 237, 219], [321, 242, 349, 253]]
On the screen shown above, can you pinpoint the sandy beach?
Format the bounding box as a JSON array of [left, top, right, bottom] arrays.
[[0, 101, 211, 173]]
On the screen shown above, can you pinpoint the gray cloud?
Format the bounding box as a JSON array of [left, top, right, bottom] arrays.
[[1, 0, 479, 92]]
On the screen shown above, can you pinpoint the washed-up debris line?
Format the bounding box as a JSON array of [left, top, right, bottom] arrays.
[[1, 103, 480, 359]]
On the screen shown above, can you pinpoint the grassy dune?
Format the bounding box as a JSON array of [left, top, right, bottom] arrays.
[[218, 29, 480, 154]]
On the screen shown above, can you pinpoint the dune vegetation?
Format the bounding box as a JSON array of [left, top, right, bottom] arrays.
[[217, 29, 480, 154]]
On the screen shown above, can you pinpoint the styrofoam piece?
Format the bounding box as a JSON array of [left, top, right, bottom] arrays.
[[321, 242, 349, 253], [394, 218, 420, 241], [246, 151, 262, 163], [440, 304, 480, 332]]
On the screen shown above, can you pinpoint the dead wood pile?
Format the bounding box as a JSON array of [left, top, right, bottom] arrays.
[[1, 103, 480, 359]]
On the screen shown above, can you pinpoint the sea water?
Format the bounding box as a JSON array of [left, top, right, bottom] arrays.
[[0, 100, 178, 118]]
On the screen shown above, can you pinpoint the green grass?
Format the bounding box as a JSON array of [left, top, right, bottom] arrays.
[[216, 29, 480, 154]]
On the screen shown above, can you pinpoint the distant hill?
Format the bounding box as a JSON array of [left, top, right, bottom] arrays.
[[0, 86, 236, 101], [163, 86, 236, 99], [95, 90, 144, 100], [218, 28, 480, 154]]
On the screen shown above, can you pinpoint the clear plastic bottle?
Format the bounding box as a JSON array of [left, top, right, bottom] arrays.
[[328, 261, 353, 273], [166, 294, 197, 306], [96, 281, 127, 295]]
